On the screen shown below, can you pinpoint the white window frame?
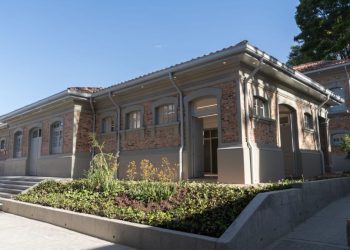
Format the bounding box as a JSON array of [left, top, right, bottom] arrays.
[[127, 111, 141, 130], [51, 121, 63, 154], [253, 96, 269, 118], [13, 131, 22, 158], [156, 104, 176, 125]]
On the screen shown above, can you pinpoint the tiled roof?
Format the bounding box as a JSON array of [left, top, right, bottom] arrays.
[[293, 59, 350, 73], [68, 87, 102, 94]]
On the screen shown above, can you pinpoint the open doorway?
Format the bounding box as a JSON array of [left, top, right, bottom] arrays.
[[191, 97, 218, 179], [318, 116, 329, 169], [279, 104, 300, 177]]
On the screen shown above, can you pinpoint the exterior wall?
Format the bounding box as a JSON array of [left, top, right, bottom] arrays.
[[239, 68, 324, 183], [305, 66, 350, 172], [0, 102, 92, 178]]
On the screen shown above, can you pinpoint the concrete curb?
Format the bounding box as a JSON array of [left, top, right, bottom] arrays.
[[2, 177, 350, 250]]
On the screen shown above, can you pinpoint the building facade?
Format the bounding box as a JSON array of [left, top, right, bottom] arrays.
[[294, 60, 350, 172], [0, 41, 343, 183]]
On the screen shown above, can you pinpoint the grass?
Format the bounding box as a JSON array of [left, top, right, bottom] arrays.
[[16, 179, 294, 237]]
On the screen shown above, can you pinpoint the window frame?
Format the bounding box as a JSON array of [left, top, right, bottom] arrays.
[[329, 86, 346, 113], [13, 130, 23, 158], [152, 97, 178, 126], [253, 96, 269, 119], [122, 105, 144, 131], [304, 112, 314, 130], [156, 103, 177, 125], [0, 138, 6, 151], [50, 121, 64, 154], [101, 116, 115, 134]]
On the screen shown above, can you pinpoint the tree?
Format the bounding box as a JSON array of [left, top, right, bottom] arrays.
[[287, 0, 350, 66]]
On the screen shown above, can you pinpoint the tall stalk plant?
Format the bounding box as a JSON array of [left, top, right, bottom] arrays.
[[87, 133, 118, 192]]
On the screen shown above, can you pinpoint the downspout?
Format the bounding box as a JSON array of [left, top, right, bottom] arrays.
[[108, 92, 121, 169], [243, 57, 264, 184], [344, 65, 350, 111], [316, 94, 330, 175], [169, 72, 184, 181], [89, 97, 96, 157]]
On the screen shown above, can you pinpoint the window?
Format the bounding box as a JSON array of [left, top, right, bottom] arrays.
[[0, 139, 5, 150], [331, 133, 348, 146], [51, 121, 63, 154], [127, 111, 141, 129], [329, 87, 346, 113], [101, 117, 115, 133], [156, 104, 176, 124], [253, 97, 269, 118], [304, 113, 314, 130], [13, 131, 22, 158]]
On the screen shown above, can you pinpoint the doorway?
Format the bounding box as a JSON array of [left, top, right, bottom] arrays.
[[28, 127, 42, 176], [191, 97, 218, 178], [279, 105, 300, 177], [318, 116, 329, 168]]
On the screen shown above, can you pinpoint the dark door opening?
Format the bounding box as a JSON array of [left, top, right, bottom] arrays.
[[204, 128, 218, 175]]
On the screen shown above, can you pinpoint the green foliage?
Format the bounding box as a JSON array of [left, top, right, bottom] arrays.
[[342, 134, 350, 154], [125, 181, 177, 203], [287, 0, 350, 65], [86, 133, 118, 193], [16, 178, 293, 237]]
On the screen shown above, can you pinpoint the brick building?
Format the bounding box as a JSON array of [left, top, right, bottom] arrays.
[[294, 60, 350, 171], [0, 41, 344, 184]]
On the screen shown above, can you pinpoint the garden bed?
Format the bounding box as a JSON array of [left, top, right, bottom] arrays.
[[16, 179, 293, 237]]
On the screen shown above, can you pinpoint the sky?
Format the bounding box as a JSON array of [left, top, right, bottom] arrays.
[[0, 0, 300, 115]]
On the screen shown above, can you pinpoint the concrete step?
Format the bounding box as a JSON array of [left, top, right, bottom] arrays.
[[0, 192, 13, 199], [0, 177, 46, 182], [0, 180, 41, 186], [0, 183, 31, 190], [0, 188, 23, 195]]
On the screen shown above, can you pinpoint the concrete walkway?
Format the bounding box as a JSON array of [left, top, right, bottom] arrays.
[[0, 212, 136, 250], [267, 194, 350, 250]]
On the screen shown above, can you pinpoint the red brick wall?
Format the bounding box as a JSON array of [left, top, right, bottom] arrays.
[[75, 110, 93, 154], [220, 81, 240, 143], [329, 115, 350, 155]]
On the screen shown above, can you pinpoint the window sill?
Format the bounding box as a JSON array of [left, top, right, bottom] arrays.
[[251, 115, 275, 124], [120, 127, 145, 133], [149, 122, 179, 129], [100, 131, 116, 136]]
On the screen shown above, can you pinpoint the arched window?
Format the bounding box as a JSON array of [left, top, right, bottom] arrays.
[[156, 104, 176, 124], [51, 121, 63, 154], [13, 131, 22, 158], [304, 113, 314, 130], [101, 116, 115, 134], [329, 87, 346, 113], [253, 97, 269, 118], [0, 139, 5, 150], [127, 111, 141, 130]]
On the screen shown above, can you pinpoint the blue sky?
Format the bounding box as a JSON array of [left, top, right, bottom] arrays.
[[0, 0, 300, 115]]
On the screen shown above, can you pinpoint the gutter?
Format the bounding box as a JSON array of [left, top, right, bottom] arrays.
[[344, 65, 350, 110], [0, 90, 91, 122], [243, 57, 264, 184], [316, 94, 330, 175], [169, 72, 184, 181], [89, 97, 96, 157], [108, 92, 121, 172]]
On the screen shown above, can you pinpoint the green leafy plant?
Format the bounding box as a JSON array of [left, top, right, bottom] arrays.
[[342, 135, 350, 156], [87, 133, 118, 192], [126, 161, 137, 181]]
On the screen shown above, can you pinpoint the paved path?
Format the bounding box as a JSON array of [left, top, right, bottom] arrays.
[[267, 195, 350, 250], [0, 212, 136, 250]]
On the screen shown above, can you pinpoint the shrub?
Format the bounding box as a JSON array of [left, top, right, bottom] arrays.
[[343, 135, 350, 155], [87, 133, 118, 192], [126, 161, 137, 181], [140, 159, 157, 181], [157, 157, 177, 182]]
